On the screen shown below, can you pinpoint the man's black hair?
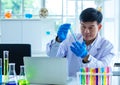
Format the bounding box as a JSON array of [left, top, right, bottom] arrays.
[[79, 8, 103, 24]]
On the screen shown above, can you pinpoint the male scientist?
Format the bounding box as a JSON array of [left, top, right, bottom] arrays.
[[46, 8, 115, 77]]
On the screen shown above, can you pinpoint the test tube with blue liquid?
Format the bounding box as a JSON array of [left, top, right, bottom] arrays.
[[69, 25, 82, 49], [69, 26, 77, 42], [3, 50, 9, 83]]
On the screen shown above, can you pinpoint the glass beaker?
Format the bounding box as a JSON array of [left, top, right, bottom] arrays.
[[6, 63, 18, 85], [24, 8, 33, 19], [18, 65, 29, 85]]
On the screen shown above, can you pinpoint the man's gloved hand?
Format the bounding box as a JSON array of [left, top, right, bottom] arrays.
[[57, 23, 71, 42], [70, 41, 88, 58]]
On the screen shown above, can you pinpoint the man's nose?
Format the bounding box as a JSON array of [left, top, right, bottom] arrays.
[[84, 28, 90, 33]]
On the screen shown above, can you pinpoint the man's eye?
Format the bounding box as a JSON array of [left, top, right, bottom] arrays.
[[81, 26, 85, 28], [89, 27, 94, 29]]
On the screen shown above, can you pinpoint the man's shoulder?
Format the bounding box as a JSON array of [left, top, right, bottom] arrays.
[[99, 36, 113, 47], [100, 37, 112, 44], [94, 35, 113, 49]]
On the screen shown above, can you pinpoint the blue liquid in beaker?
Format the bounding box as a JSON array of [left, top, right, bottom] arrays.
[[6, 82, 17, 85]]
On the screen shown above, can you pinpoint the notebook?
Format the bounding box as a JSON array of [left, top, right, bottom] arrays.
[[23, 57, 68, 85]]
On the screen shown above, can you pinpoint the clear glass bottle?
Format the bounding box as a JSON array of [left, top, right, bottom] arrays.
[[3, 50, 9, 83], [6, 63, 18, 85], [18, 65, 29, 85]]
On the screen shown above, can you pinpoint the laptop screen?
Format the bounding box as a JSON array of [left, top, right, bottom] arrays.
[[24, 57, 68, 84]]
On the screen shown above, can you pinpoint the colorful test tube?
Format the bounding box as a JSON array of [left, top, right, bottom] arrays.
[[98, 68, 101, 85], [106, 67, 110, 85], [93, 68, 96, 85], [104, 68, 107, 85], [80, 68, 85, 85], [96, 68, 98, 85], [101, 67, 105, 85], [80, 68, 82, 85], [90, 68, 96, 85], [82, 68, 86, 85], [86, 67, 89, 85]]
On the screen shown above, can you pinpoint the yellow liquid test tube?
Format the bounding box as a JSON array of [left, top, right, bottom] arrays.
[[3, 50, 9, 83]]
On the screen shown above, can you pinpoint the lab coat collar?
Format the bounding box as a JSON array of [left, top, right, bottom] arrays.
[[93, 34, 102, 48], [87, 34, 102, 57]]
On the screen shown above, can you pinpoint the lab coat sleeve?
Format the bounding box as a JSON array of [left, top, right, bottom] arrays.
[[46, 34, 73, 57], [46, 38, 60, 57], [82, 54, 114, 68], [82, 42, 115, 68]]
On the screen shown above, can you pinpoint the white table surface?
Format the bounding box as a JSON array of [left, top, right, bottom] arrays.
[[2, 71, 120, 85]]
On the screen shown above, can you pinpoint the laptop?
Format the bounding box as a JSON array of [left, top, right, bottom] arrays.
[[23, 57, 68, 85]]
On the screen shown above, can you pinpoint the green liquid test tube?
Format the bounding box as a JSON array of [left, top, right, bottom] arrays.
[[3, 50, 9, 83]]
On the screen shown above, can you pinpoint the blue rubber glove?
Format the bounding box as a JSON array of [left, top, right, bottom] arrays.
[[70, 41, 88, 58], [57, 23, 71, 42]]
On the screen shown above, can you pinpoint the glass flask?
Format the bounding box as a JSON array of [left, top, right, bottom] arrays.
[[6, 63, 18, 85], [18, 65, 29, 85]]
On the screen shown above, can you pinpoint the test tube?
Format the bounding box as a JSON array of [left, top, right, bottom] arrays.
[[69, 28, 77, 42], [69, 27, 81, 48], [3, 50, 9, 82], [0, 58, 2, 84]]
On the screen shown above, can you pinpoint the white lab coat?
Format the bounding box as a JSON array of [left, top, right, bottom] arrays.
[[46, 33, 115, 77]]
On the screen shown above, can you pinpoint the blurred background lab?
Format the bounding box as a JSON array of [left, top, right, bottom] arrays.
[[0, 0, 120, 84]]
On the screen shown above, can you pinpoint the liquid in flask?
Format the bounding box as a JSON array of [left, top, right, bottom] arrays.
[[18, 65, 29, 85]]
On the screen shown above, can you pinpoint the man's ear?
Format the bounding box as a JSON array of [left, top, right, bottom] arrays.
[[98, 24, 102, 31]]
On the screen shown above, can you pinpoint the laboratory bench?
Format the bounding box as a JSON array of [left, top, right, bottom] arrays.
[[29, 71, 120, 85]]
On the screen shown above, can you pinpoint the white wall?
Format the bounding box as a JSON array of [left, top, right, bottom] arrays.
[[0, 19, 58, 56]]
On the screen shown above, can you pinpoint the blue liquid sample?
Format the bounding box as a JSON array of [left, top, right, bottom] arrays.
[[0, 66, 2, 84], [25, 14, 32, 19], [46, 31, 50, 35], [6, 81, 17, 85], [6, 83, 17, 85]]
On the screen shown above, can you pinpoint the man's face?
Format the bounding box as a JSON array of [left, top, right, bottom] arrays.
[[80, 21, 102, 41]]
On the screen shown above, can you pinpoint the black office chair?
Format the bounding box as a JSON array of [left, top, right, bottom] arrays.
[[0, 44, 31, 75]]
